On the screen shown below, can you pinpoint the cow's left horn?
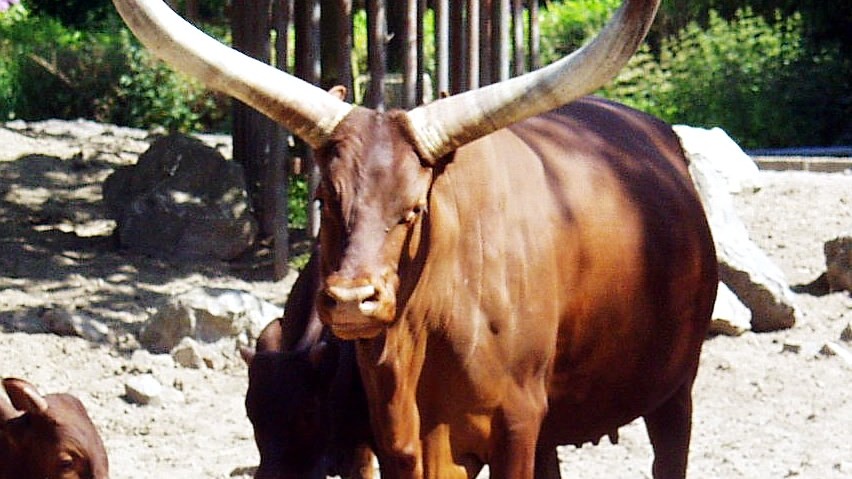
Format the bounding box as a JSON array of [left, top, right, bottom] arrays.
[[406, 0, 660, 162], [112, 0, 352, 149]]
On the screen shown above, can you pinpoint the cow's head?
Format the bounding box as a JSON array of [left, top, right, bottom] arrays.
[[0, 378, 109, 479], [112, 0, 660, 338], [242, 343, 338, 479]]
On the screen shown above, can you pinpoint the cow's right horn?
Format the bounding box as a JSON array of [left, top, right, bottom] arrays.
[[112, 0, 352, 150], [406, 0, 660, 163]]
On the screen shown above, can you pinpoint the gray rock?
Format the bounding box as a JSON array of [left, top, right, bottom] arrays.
[[103, 133, 257, 261], [825, 236, 852, 293], [140, 287, 282, 353], [170, 337, 206, 369], [841, 322, 852, 343], [39, 308, 115, 344], [687, 143, 799, 332], [125, 374, 163, 406], [129, 349, 176, 373]]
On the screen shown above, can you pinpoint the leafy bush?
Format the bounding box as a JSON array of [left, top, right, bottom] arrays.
[[108, 28, 228, 132], [539, 0, 620, 64], [0, 5, 124, 121], [0, 6, 227, 131], [599, 8, 850, 148]]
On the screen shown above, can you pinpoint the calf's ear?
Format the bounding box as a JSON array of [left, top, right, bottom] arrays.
[[239, 346, 256, 365], [3, 378, 49, 415], [0, 394, 20, 422]]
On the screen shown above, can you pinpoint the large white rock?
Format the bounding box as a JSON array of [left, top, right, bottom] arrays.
[[684, 129, 800, 332], [674, 125, 762, 194]]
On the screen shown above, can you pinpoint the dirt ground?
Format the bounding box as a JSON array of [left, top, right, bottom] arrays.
[[0, 119, 850, 479]]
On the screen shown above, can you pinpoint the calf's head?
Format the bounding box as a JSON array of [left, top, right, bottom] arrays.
[[0, 378, 109, 479], [242, 343, 339, 479]]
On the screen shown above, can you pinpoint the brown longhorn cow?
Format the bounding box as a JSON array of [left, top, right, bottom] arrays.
[[112, 1, 718, 478], [0, 378, 109, 479]]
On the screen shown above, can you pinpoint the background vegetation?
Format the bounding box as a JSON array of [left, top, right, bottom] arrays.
[[2, 0, 850, 150]]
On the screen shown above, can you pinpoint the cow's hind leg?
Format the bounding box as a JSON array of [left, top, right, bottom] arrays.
[[643, 380, 694, 479], [534, 445, 561, 479]]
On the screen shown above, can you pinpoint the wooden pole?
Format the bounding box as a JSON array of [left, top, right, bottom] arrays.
[[467, 0, 479, 90], [402, 0, 418, 108], [294, 0, 321, 240], [366, 0, 387, 110], [449, 0, 466, 94], [528, 0, 540, 71], [269, 0, 293, 278], [479, 0, 492, 86], [493, 0, 510, 82], [512, 0, 525, 76], [435, 0, 449, 95]]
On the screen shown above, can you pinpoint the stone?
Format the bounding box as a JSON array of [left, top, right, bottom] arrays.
[[824, 236, 852, 293], [39, 308, 115, 344], [688, 145, 800, 332], [841, 322, 852, 343], [170, 337, 206, 369], [125, 374, 163, 406], [102, 133, 257, 261], [129, 349, 176, 373], [709, 282, 751, 336], [140, 287, 283, 353], [674, 125, 762, 194], [820, 341, 852, 366]]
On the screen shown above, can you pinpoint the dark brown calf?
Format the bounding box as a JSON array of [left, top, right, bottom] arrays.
[[241, 251, 375, 479], [0, 377, 109, 479]]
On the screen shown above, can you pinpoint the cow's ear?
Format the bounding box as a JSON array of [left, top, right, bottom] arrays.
[[3, 378, 49, 416], [0, 394, 20, 422], [239, 346, 256, 365]]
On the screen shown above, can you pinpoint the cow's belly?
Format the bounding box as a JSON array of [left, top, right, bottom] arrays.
[[537, 304, 706, 448]]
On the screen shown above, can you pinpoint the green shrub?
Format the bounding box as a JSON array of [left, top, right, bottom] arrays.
[[600, 8, 850, 148], [288, 175, 309, 230], [539, 0, 620, 65], [0, 5, 123, 121], [0, 6, 227, 131], [108, 28, 228, 132]]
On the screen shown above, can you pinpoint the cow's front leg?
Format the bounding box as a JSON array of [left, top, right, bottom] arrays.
[[356, 332, 426, 479], [488, 380, 548, 479]]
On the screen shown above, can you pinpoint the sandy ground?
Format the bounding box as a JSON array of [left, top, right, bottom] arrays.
[[0, 119, 850, 478]]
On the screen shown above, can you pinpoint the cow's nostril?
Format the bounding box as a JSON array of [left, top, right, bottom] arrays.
[[326, 284, 377, 304]]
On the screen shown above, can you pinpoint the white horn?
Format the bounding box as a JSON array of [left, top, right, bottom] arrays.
[[112, 0, 352, 149], [406, 0, 660, 162]]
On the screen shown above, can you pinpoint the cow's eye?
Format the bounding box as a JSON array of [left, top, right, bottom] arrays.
[[399, 205, 424, 225], [57, 452, 76, 470]]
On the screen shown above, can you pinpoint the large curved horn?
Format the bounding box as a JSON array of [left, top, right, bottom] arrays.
[[406, 0, 660, 162], [112, 0, 352, 149]]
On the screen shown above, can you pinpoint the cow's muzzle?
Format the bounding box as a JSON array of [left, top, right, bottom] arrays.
[[320, 276, 395, 339]]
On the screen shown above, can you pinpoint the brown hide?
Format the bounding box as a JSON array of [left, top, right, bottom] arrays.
[[315, 97, 717, 479], [242, 251, 375, 479], [0, 378, 109, 479]]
